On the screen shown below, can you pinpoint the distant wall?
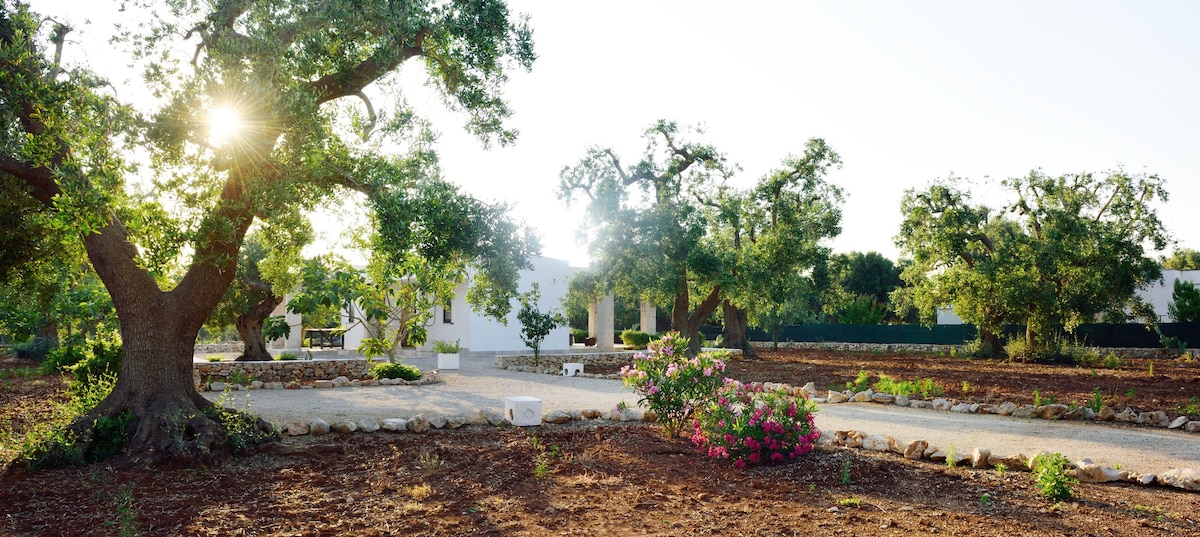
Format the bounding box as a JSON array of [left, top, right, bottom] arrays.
[[194, 358, 370, 385]]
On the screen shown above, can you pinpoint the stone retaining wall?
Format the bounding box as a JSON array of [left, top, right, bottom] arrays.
[[494, 351, 639, 374], [194, 358, 371, 385], [194, 342, 245, 354]]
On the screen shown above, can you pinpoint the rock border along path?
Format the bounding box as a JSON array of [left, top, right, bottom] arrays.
[[204, 353, 1200, 493]]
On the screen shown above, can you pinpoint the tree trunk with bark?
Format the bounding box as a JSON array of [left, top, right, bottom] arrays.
[[670, 275, 723, 356], [720, 300, 758, 359], [235, 291, 283, 362]]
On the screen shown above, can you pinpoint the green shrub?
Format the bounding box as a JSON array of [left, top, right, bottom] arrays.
[[276, 352, 298, 361], [961, 337, 999, 358], [432, 340, 461, 354], [1030, 452, 1077, 501], [620, 329, 652, 350], [42, 344, 88, 375], [571, 328, 589, 343], [15, 337, 57, 361], [371, 362, 422, 381], [66, 338, 122, 387], [1003, 338, 1028, 361], [872, 373, 944, 398]]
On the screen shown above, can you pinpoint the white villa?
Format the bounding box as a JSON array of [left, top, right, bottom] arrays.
[[269, 256, 625, 357]]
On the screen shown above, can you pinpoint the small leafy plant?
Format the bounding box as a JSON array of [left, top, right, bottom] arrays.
[[1087, 388, 1104, 413], [620, 332, 729, 438], [1178, 396, 1199, 417], [846, 370, 870, 392], [276, 352, 299, 361], [840, 459, 853, 485], [417, 451, 444, 476], [620, 329, 652, 350], [206, 356, 222, 363], [837, 497, 862, 507], [372, 362, 422, 381], [432, 340, 461, 354], [1030, 452, 1077, 502]]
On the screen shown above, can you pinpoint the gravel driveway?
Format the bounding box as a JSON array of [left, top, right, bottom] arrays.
[[205, 354, 1200, 474]]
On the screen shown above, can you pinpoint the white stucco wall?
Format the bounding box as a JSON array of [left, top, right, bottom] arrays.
[[425, 256, 578, 354], [1138, 269, 1200, 323]]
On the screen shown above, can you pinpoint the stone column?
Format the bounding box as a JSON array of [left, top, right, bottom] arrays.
[[640, 301, 657, 335], [590, 294, 615, 351]]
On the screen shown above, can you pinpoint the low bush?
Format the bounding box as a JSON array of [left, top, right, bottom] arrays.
[[66, 338, 122, 387], [432, 340, 461, 354], [276, 352, 298, 361], [570, 328, 589, 343], [620, 329, 652, 350], [691, 382, 820, 468], [620, 332, 728, 437], [15, 337, 57, 361], [1030, 452, 1077, 501], [42, 344, 88, 375], [872, 373, 944, 398], [371, 362, 422, 381]]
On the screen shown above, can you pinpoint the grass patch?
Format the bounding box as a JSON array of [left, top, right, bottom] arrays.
[[871, 373, 944, 398]]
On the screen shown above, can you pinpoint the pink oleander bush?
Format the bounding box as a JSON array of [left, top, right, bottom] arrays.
[[691, 381, 821, 468], [620, 332, 730, 437]]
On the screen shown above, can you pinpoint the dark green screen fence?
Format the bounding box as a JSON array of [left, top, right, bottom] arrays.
[[700, 322, 1200, 348]]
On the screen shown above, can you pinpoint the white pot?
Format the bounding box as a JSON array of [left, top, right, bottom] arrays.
[[437, 353, 460, 370]]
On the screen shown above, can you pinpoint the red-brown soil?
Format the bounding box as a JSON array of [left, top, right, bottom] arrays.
[[2, 350, 1199, 536]]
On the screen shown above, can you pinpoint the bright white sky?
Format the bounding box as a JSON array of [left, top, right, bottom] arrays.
[[40, 1, 1200, 267]]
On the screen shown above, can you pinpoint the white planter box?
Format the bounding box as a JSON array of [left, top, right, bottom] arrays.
[[437, 353, 460, 370], [504, 396, 543, 426], [562, 362, 584, 376]]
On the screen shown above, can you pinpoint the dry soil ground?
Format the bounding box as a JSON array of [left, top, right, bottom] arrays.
[[1, 349, 1199, 536]]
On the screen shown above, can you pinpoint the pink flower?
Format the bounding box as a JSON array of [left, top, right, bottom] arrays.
[[703, 367, 713, 377], [734, 459, 746, 469], [770, 452, 784, 462], [748, 452, 761, 464]]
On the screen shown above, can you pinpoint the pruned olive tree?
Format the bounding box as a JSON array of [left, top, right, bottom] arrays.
[[559, 122, 843, 355], [0, 0, 535, 464], [895, 171, 1168, 360], [558, 121, 732, 354]]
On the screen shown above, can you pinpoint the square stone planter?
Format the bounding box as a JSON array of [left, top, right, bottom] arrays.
[[437, 352, 460, 370], [562, 362, 583, 376]]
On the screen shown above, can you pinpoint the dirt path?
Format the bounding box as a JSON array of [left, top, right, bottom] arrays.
[[206, 354, 1200, 475]]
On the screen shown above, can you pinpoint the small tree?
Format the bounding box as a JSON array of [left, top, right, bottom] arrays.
[[1169, 279, 1200, 323], [517, 283, 565, 365]]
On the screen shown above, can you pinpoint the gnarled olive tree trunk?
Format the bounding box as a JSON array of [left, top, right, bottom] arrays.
[[235, 291, 284, 362], [720, 300, 758, 359]]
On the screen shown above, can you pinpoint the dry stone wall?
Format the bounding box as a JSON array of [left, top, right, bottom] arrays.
[[194, 358, 370, 387]]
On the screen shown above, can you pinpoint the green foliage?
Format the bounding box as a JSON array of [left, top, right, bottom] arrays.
[[896, 172, 1168, 359], [371, 362, 423, 381], [264, 316, 291, 343], [432, 340, 461, 354], [871, 373, 943, 398], [65, 338, 123, 387], [1168, 279, 1200, 323], [276, 352, 298, 361], [14, 371, 119, 469], [845, 370, 871, 392], [201, 396, 276, 454], [620, 329, 652, 350], [1161, 248, 1200, 270], [89, 412, 132, 462], [690, 383, 821, 468], [960, 336, 1000, 358], [838, 294, 889, 325], [14, 337, 57, 361], [571, 328, 589, 343], [228, 370, 252, 386], [1030, 452, 1077, 502], [2, 0, 540, 462], [516, 283, 565, 362], [42, 344, 88, 375], [620, 332, 729, 437], [840, 459, 853, 485], [1178, 396, 1199, 417], [1088, 389, 1105, 413], [559, 122, 843, 353]]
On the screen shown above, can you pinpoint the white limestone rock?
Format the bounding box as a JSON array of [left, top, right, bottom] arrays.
[[427, 416, 448, 429], [444, 415, 467, 429], [332, 421, 357, 434], [209, 381, 229, 392], [903, 440, 928, 460], [861, 434, 894, 452], [1168, 416, 1190, 429], [1156, 468, 1200, 491], [380, 418, 409, 432], [931, 398, 952, 411], [870, 393, 895, 404], [309, 418, 330, 437], [1071, 459, 1128, 483], [971, 448, 991, 469], [357, 417, 381, 433], [826, 391, 850, 404], [950, 402, 972, 414], [1011, 405, 1037, 419], [543, 410, 572, 424], [407, 415, 429, 433], [284, 421, 310, 436], [1036, 404, 1070, 420], [996, 401, 1018, 416]]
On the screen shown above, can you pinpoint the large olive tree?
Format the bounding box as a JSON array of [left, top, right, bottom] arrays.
[[0, 0, 535, 464]]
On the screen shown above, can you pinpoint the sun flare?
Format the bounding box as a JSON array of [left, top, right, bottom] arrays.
[[206, 105, 243, 147]]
